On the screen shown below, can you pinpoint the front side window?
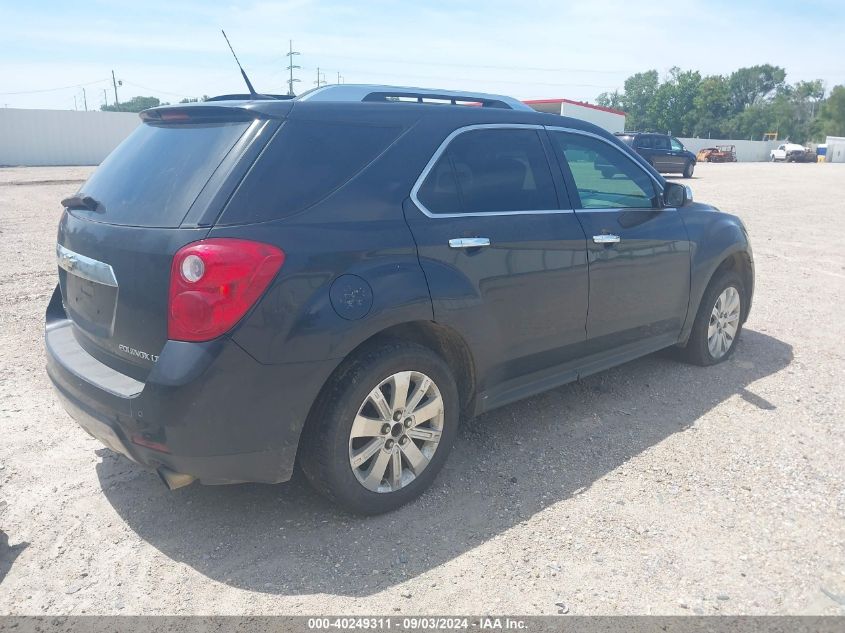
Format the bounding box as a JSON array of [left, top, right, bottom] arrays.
[[670, 138, 684, 151], [416, 128, 557, 214], [550, 132, 657, 209]]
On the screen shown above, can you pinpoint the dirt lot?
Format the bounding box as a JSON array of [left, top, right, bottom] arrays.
[[0, 163, 843, 616]]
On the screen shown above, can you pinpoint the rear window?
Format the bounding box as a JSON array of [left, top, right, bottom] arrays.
[[219, 120, 402, 224], [75, 121, 250, 227]]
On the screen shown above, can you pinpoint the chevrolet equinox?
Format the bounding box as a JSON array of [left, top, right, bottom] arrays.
[[46, 85, 754, 514]]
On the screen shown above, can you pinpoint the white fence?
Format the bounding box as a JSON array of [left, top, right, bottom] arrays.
[[678, 138, 781, 162], [0, 108, 140, 166]]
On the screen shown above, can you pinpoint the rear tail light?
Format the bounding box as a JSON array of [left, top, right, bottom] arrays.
[[168, 238, 285, 342]]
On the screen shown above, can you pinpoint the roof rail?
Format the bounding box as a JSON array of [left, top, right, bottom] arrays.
[[296, 84, 534, 111]]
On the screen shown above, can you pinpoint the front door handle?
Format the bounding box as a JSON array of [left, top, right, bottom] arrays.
[[449, 237, 491, 249], [593, 234, 621, 244]]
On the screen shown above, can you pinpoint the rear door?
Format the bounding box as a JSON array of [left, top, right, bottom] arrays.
[[651, 135, 673, 171], [56, 109, 274, 378], [404, 125, 589, 402], [634, 134, 657, 168], [547, 129, 691, 353]]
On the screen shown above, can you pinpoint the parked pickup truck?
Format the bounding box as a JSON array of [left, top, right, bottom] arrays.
[[770, 143, 815, 162]]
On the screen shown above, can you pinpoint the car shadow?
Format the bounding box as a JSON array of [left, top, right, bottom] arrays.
[[0, 530, 28, 585], [96, 329, 791, 597]]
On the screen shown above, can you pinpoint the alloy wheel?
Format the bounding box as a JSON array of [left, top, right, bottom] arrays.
[[348, 371, 444, 493], [707, 286, 741, 359]]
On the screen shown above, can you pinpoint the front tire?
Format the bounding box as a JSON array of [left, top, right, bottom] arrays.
[[680, 271, 745, 366], [300, 342, 459, 514]]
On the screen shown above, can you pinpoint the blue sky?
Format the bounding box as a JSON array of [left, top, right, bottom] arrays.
[[1, 0, 843, 109]]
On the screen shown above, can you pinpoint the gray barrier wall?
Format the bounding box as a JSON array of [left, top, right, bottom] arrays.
[[678, 138, 781, 162], [0, 108, 140, 166]]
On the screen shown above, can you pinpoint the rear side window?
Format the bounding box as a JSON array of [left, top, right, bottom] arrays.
[[75, 121, 250, 227], [654, 136, 671, 150], [416, 128, 557, 214], [220, 120, 401, 224], [636, 135, 653, 149]]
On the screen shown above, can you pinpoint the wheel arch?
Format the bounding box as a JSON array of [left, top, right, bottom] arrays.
[[294, 320, 477, 463], [681, 246, 754, 345]]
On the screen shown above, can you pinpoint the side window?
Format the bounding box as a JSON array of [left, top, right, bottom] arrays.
[[636, 135, 653, 149], [416, 128, 557, 214], [220, 120, 402, 224], [670, 138, 684, 151], [654, 136, 671, 150], [550, 132, 657, 210]]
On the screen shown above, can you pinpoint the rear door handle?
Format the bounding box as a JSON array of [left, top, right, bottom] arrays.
[[449, 237, 491, 249], [593, 234, 621, 244]]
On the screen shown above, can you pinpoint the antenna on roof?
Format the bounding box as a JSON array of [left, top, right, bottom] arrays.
[[221, 30, 259, 99]]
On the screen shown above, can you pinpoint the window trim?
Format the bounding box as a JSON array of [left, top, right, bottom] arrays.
[[410, 123, 569, 218], [411, 124, 665, 219]]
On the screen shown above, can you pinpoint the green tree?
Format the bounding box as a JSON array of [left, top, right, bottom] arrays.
[[814, 85, 845, 138], [620, 70, 659, 131], [101, 96, 163, 112], [595, 90, 624, 111], [691, 75, 731, 138], [653, 67, 701, 136], [727, 65, 786, 113]]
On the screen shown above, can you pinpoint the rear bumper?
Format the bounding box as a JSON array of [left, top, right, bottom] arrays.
[[46, 315, 337, 485]]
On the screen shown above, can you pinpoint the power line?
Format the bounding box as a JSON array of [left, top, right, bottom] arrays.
[[291, 64, 619, 90], [254, 54, 633, 76], [0, 78, 111, 96]]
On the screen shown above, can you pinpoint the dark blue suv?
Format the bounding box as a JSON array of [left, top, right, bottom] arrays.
[[616, 132, 697, 178], [46, 85, 753, 514]]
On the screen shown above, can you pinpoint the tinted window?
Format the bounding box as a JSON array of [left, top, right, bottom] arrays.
[[616, 134, 635, 146], [551, 132, 656, 209], [221, 120, 402, 224], [417, 128, 556, 214], [636, 135, 653, 149], [653, 136, 671, 150], [75, 121, 250, 227]]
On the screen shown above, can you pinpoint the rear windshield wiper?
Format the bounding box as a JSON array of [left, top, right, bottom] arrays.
[[61, 194, 105, 213]]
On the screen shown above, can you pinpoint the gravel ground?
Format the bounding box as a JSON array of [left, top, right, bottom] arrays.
[[0, 163, 843, 616]]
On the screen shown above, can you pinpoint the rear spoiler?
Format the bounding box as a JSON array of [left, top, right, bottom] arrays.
[[139, 105, 267, 123]]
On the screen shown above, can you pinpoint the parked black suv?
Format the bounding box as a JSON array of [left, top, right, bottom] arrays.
[[46, 85, 753, 514], [615, 132, 697, 178]]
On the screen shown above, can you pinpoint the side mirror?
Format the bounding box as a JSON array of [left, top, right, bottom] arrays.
[[663, 182, 692, 207]]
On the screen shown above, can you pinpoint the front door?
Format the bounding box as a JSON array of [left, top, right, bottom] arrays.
[[547, 129, 691, 354], [405, 125, 589, 400]]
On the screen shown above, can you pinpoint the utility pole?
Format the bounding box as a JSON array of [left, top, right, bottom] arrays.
[[285, 40, 300, 96], [103, 89, 108, 108], [73, 95, 77, 111], [82, 87, 88, 111], [337, 71, 343, 84], [314, 67, 327, 88], [112, 70, 121, 110]]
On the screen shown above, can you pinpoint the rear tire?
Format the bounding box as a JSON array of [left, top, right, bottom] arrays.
[[300, 342, 460, 514], [680, 271, 745, 366], [682, 161, 694, 178]]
